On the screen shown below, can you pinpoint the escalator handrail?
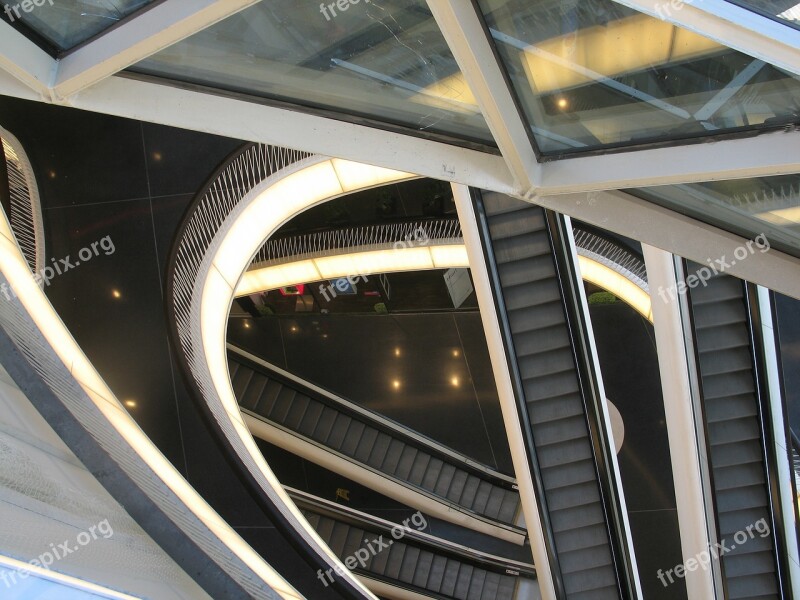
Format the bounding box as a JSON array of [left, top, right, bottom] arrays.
[[286, 487, 536, 578], [244, 408, 526, 538], [229, 344, 518, 487]]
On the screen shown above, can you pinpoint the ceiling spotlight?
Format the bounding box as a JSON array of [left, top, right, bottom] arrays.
[[450, 376, 460, 387], [111, 289, 121, 299], [392, 380, 400, 390], [124, 399, 137, 409], [243, 321, 251, 329], [557, 98, 568, 109], [452, 349, 460, 357], [394, 348, 401, 357]]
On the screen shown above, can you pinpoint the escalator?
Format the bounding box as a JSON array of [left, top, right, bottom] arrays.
[[227, 345, 526, 545], [686, 269, 787, 598], [472, 191, 637, 599], [288, 488, 539, 600]]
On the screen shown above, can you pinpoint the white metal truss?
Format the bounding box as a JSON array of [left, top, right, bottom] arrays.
[[535, 130, 800, 194], [53, 0, 261, 99], [0, 21, 54, 98], [533, 189, 800, 300], [427, 1, 540, 195], [0, 65, 516, 192], [0, 2, 798, 292], [611, 0, 800, 77]]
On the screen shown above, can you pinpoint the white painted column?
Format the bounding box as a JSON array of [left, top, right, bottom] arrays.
[[452, 183, 557, 600], [757, 286, 800, 597], [642, 244, 720, 599]]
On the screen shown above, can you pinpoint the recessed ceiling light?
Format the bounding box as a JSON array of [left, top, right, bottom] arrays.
[[392, 380, 400, 390], [450, 376, 460, 387], [243, 321, 251, 329], [111, 289, 121, 299], [124, 399, 137, 409], [557, 98, 568, 109]]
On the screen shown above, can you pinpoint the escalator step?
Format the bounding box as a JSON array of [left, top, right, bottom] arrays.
[[353, 426, 379, 463], [393, 445, 420, 481], [384, 543, 408, 580], [325, 413, 352, 451], [268, 388, 296, 423], [255, 379, 282, 417], [282, 394, 310, 430], [297, 400, 324, 437], [380, 438, 406, 474]]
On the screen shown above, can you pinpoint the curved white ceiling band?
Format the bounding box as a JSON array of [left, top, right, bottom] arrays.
[[235, 243, 652, 323], [196, 155, 415, 600], [577, 256, 653, 322], [0, 188, 302, 599], [236, 244, 470, 297]]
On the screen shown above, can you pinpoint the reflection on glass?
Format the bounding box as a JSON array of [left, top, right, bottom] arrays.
[[631, 174, 800, 256], [477, 0, 800, 154], [774, 293, 800, 542], [133, 1, 490, 144], [726, 0, 800, 28], [12, 0, 152, 50]]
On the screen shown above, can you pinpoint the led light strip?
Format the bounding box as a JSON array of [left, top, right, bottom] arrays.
[[0, 190, 302, 598], [577, 255, 653, 322], [236, 244, 469, 296], [235, 242, 651, 324]]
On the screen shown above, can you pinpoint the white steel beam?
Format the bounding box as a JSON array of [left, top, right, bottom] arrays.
[[531, 189, 800, 300], [0, 69, 515, 192], [536, 130, 800, 194], [612, 0, 800, 77], [53, 0, 261, 99], [0, 21, 56, 98], [427, 1, 540, 196]]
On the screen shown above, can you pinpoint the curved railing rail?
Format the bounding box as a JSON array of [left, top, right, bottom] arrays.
[[573, 227, 649, 292], [0, 127, 44, 274], [230, 343, 516, 486], [286, 487, 536, 578], [166, 143, 375, 600], [172, 144, 312, 371], [250, 218, 462, 268]]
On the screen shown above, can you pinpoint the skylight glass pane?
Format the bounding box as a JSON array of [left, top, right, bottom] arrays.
[[132, 1, 491, 146], [631, 175, 800, 257], [8, 0, 153, 51], [726, 0, 800, 28], [477, 0, 800, 155]]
